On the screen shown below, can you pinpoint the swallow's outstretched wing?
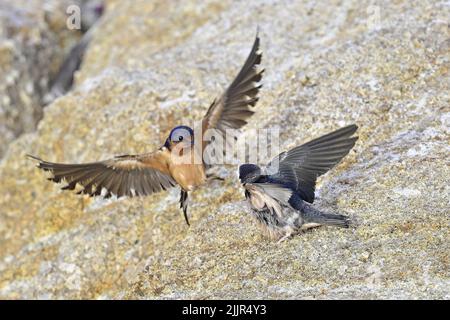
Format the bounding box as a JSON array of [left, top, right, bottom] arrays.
[[266, 125, 359, 203], [243, 182, 293, 218], [202, 33, 264, 152], [28, 150, 176, 199]]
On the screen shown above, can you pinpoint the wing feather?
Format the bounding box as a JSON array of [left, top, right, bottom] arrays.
[[266, 125, 358, 203], [28, 150, 176, 199], [244, 183, 293, 218], [202, 33, 264, 152]]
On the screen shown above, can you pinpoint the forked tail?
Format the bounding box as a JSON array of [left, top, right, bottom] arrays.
[[301, 202, 350, 228]]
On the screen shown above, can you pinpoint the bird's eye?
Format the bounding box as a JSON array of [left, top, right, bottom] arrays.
[[178, 136, 184, 141]]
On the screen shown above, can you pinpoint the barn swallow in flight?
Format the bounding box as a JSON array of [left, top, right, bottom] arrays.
[[239, 125, 358, 242], [29, 34, 264, 226]]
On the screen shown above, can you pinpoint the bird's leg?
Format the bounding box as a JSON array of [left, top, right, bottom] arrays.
[[277, 233, 292, 243], [277, 227, 295, 243], [179, 190, 190, 226]]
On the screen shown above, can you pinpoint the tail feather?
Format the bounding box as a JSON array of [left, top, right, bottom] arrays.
[[300, 201, 350, 228], [307, 212, 350, 228]]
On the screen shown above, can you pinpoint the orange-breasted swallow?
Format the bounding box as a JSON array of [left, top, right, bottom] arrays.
[[30, 34, 264, 226], [239, 125, 358, 242]]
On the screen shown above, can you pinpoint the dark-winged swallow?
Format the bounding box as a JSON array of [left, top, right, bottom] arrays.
[[30, 34, 264, 226], [239, 125, 358, 242]]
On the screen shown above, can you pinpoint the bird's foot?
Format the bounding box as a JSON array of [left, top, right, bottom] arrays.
[[180, 190, 190, 226], [277, 232, 293, 243]]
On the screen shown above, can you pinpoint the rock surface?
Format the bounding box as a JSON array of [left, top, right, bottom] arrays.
[[0, 0, 86, 158], [0, 0, 448, 299]]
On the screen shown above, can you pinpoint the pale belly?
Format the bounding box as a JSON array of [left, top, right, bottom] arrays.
[[169, 163, 207, 191]]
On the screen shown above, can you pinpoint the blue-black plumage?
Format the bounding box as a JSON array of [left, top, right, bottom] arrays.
[[239, 125, 358, 241]]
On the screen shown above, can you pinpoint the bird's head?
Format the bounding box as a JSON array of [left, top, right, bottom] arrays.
[[239, 164, 261, 184], [164, 125, 194, 151]]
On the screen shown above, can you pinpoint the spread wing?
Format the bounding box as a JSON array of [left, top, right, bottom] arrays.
[[202, 33, 264, 151], [244, 182, 293, 218], [28, 150, 176, 199], [266, 125, 359, 203]]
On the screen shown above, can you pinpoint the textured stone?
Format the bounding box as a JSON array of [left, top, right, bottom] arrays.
[[0, 0, 85, 158], [0, 0, 448, 299]]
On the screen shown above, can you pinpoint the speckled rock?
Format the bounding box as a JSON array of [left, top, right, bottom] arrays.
[[0, 0, 448, 299], [0, 0, 85, 158]]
